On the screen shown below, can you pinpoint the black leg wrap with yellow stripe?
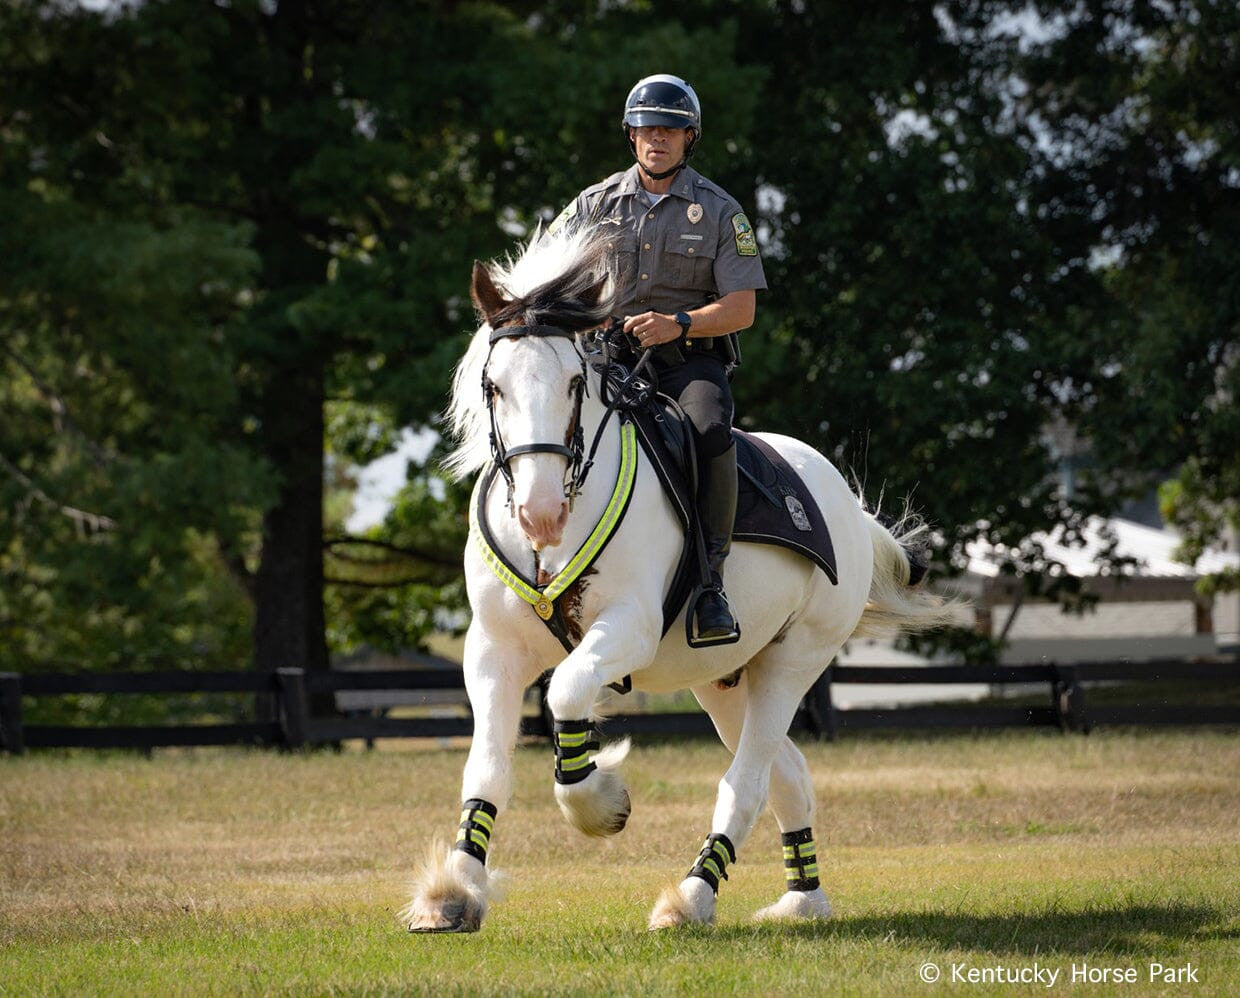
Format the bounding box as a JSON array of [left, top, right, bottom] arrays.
[[454, 798, 498, 865], [553, 719, 599, 785], [687, 832, 736, 894], [782, 827, 820, 891]]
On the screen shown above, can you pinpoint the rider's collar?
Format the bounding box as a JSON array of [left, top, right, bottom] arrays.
[[618, 163, 699, 201]]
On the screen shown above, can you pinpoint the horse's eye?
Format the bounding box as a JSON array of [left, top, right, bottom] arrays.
[[489, 383, 503, 401], [568, 376, 583, 397]]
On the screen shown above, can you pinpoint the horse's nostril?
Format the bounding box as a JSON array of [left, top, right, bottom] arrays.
[[518, 505, 565, 547]]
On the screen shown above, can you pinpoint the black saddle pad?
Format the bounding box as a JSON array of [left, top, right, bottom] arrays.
[[627, 404, 838, 638], [733, 430, 838, 585]]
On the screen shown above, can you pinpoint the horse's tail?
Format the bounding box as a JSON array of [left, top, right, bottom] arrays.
[[852, 506, 962, 639]]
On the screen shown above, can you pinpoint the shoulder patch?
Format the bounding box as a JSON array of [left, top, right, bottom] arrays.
[[731, 213, 758, 257]]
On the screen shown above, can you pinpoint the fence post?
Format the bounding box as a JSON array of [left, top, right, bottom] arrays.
[[1053, 664, 1088, 735], [276, 668, 310, 750], [0, 673, 24, 755]]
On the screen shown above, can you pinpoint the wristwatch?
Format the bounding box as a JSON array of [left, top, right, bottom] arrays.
[[674, 311, 692, 342]]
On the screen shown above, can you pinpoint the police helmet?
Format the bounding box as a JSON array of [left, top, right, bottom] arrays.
[[622, 75, 702, 139]]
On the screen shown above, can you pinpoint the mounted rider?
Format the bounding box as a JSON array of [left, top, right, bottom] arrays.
[[551, 74, 766, 644]]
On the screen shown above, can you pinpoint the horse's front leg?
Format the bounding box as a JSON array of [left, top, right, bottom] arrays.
[[545, 597, 658, 837], [405, 622, 537, 934]]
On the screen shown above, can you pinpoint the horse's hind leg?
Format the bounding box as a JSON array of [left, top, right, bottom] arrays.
[[687, 675, 833, 923], [649, 656, 830, 929]]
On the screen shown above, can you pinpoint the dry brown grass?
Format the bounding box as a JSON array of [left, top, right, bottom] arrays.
[[1, 729, 1237, 994]]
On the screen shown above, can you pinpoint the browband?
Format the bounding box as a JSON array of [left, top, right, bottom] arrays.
[[488, 324, 578, 345]]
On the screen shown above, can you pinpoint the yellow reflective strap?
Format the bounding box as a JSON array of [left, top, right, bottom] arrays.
[[559, 752, 592, 771], [471, 810, 494, 832], [544, 423, 638, 603], [469, 829, 489, 848], [472, 421, 639, 624], [556, 730, 589, 747], [711, 841, 732, 865], [473, 524, 544, 606], [702, 857, 722, 879]]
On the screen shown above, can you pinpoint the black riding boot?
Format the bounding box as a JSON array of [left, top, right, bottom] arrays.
[[695, 443, 740, 641]]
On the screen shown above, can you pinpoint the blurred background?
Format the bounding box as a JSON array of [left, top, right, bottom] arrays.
[[1, 1, 1236, 720]]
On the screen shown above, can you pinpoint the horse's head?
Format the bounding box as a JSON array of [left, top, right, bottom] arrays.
[[469, 243, 611, 550]]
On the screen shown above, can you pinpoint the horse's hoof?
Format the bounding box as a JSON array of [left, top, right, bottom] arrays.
[[554, 760, 632, 837], [605, 788, 631, 834], [752, 888, 833, 923], [406, 897, 482, 934], [648, 880, 714, 930], [408, 917, 478, 934]]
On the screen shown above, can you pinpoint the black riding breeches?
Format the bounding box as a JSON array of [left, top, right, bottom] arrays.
[[653, 353, 734, 461]]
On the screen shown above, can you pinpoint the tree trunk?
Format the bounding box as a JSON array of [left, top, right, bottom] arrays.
[[253, 361, 330, 717]]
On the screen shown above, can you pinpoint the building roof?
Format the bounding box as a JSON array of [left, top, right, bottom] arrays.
[[965, 516, 1239, 581]]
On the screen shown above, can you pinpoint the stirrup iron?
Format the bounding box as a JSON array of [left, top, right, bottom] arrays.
[[685, 583, 741, 648]]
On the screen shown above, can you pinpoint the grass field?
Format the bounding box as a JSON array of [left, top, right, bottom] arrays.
[[2, 729, 1238, 996]]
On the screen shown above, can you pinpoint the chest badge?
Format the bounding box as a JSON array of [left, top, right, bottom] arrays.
[[687, 203, 703, 224]]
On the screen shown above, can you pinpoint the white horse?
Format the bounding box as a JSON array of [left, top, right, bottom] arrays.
[[405, 227, 956, 933]]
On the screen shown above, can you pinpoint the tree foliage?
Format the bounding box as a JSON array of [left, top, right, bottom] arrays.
[[1, 0, 1234, 681]]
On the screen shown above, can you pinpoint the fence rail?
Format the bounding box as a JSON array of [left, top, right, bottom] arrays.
[[1, 658, 1237, 754]]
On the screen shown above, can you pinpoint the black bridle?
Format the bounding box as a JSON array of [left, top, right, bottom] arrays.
[[484, 325, 588, 510], [482, 323, 653, 512]]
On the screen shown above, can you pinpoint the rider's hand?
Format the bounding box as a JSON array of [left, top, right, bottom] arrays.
[[623, 311, 682, 349]]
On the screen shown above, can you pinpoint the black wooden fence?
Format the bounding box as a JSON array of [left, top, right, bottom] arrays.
[[1, 659, 1237, 754]]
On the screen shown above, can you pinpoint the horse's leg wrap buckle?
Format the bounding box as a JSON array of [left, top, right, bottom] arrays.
[[454, 798, 498, 864], [687, 832, 736, 894], [553, 719, 600, 785]]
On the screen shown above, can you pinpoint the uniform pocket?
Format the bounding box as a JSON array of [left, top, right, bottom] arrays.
[[663, 229, 718, 293]]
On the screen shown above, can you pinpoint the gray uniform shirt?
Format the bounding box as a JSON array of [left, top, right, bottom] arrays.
[[553, 164, 767, 316]]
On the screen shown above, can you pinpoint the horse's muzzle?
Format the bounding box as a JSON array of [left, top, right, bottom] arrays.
[[518, 502, 568, 550]]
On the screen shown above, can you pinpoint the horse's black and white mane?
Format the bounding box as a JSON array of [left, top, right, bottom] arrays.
[[444, 227, 616, 479]]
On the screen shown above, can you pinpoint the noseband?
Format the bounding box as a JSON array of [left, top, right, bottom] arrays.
[[483, 325, 588, 509]]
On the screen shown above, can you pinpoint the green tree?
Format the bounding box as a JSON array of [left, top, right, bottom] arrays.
[[0, 1, 766, 681], [1009, 0, 1240, 592]]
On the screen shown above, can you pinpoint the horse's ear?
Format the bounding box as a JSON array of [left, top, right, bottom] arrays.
[[471, 260, 508, 325]]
